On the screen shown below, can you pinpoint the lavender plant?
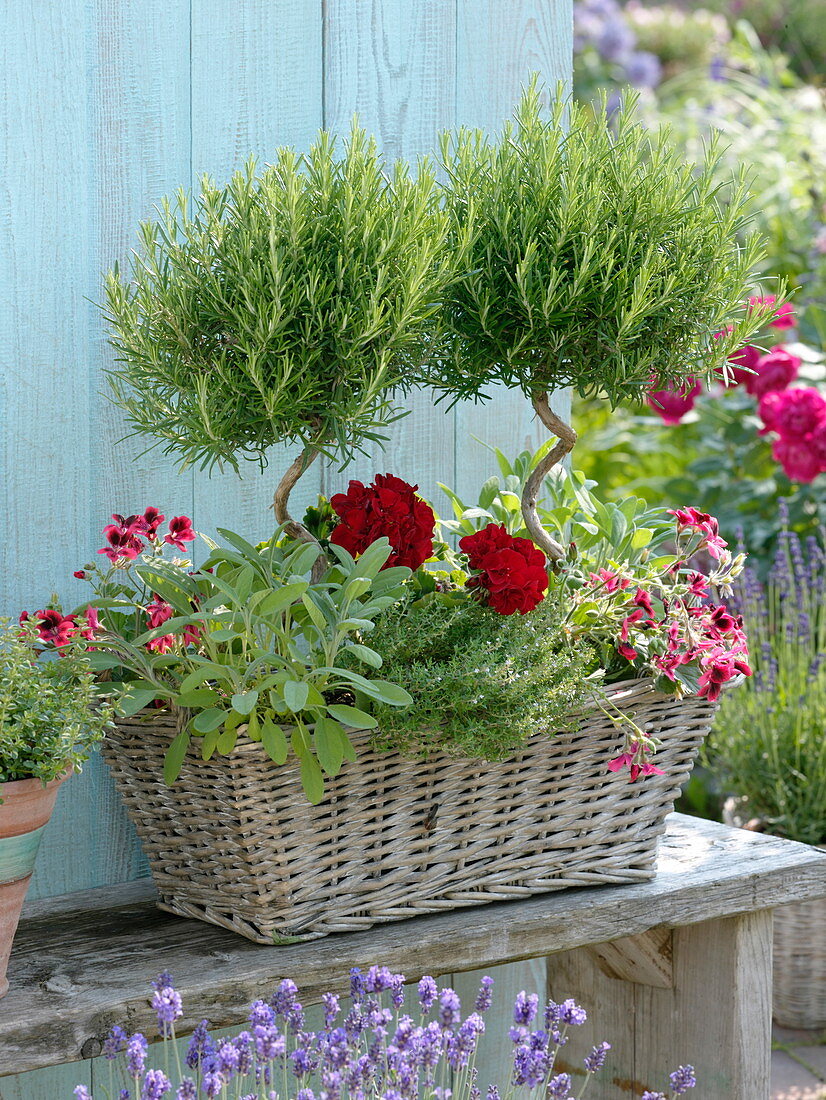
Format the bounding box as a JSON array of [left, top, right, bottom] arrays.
[[74, 968, 696, 1100], [709, 510, 826, 845]]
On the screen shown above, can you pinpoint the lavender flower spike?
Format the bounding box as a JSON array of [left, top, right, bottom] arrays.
[[584, 1040, 611, 1072], [141, 1069, 172, 1100], [73, 1088, 92, 1100], [669, 1065, 697, 1094]]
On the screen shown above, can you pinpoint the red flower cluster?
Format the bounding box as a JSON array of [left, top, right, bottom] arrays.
[[459, 524, 548, 615], [757, 387, 826, 483], [20, 607, 100, 648], [748, 295, 795, 330], [727, 345, 800, 397], [145, 595, 203, 654], [608, 741, 665, 783], [330, 475, 436, 571], [98, 508, 195, 563]]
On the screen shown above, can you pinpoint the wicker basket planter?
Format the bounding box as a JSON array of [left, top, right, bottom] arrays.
[[773, 889, 826, 1029], [102, 678, 716, 944]]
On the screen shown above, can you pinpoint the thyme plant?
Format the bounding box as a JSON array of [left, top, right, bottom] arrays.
[[103, 126, 451, 550], [435, 80, 775, 561]]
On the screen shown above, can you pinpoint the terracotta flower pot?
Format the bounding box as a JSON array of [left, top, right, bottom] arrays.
[[0, 771, 69, 998]]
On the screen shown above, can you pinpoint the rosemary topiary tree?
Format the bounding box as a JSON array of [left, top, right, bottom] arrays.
[[435, 80, 777, 561], [103, 126, 451, 547]]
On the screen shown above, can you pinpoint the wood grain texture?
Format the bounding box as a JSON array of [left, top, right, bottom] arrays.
[[2, 815, 824, 1075], [586, 925, 674, 988], [190, 0, 325, 546], [552, 912, 774, 1099], [26, 0, 193, 901]]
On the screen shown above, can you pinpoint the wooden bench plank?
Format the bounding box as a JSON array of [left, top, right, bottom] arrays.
[[1, 814, 824, 1076]]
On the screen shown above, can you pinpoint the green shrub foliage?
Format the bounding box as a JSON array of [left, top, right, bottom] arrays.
[[363, 596, 596, 761], [435, 81, 771, 408], [103, 127, 451, 472]]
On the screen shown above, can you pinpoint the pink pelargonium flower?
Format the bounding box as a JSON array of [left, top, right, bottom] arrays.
[[79, 607, 101, 641], [139, 507, 166, 538], [744, 347, 800, 398], [771, 387, 826, 440], [146, 634, 176, 654], [98, 520, 145, 563], [697, 644, 752, 702], [164, 516, 196, 551], [668, 508, 728, 560], [146, 596, 174, 630], [608, 743, 665, 783], [588, 568, 630, 593], [21, 608, 78, 647], [646, 378, 702, 424]]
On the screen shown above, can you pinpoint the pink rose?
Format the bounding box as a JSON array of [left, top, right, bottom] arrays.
[[770, 302, 796, 330], [757, 391, 785, 434], [745, 347, 800, 397], [725, 344, 761, 387], [646, 378, 701, 424], [772, 437, 823, 483], [772, 387, 826, 439]]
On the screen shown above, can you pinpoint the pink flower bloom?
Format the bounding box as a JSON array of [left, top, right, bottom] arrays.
[[810, 423, 826, 470], [79, 607, 101, 640], [608, 751, 635, 773], [686, 573, 709, 598], [183, 623, 205, 646], [98, 520, 145, 563], [588, 568, 629, 593], [772, 387, 826, 439], [146, 596, 174, 629], [772, 437, 823, 483], [668, 508, 728, 560], [147, 634, 176, 654], [632, 587, 654, 619], [646, 378, 701, 424], [758, 390, 785, 434], [164, 516, 196, 550], [73, 570, 86, 580], [22, 608, 78, 647], [770, 302, 795, 330], [745, 347, 800, 397], [725, 344, 761, 387], [616, 640, 638, 661], [140, 507, 166, 538], [608, 742, 665, 783]]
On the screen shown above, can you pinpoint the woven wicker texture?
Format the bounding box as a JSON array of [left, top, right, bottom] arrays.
[[102, 679, 715, 943], [773, 896, 826, 1028]]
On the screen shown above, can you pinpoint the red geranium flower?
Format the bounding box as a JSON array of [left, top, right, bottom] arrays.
[[139, 507, 166, 538], [330, 474, 436, 571], [21, 608, 78, 647], [164, 516, 196, 551], [98, 519, 145, 563], [459, 524, 548, 615]]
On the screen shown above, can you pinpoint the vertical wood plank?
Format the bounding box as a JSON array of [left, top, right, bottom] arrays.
[[26, 0, 193, 900], [0, 1060, 90, 1100], [452, 0, 574, 504], [322, 0, 458, 504], [190, 0, 325, 546]]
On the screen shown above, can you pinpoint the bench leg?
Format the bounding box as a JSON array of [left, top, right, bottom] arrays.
[[547, 911, 773, 1100]]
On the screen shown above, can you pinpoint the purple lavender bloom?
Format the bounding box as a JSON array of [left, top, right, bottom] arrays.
[[447, 1013, 486, 1068], [585, 1040, 611, 1071], [185, 1020, 213, 1069], [438, 987, 461, 1028], [710, 55, 725, 80], [513, 990, 539, 1025], [548, 1073, 573, 1098], [596, 16, 635, 61], [102, 1025, 128, 1060], [418, 975, 438, 1011], [669, 1065, 697, 1093], [216, 1039, 240, 1076], [509, 1024, 529, 1043], [559, 998, 587, 1026], [140, 1070, 171, 1100], [350, 967, 365, 1001], [486, 1089, 500, 1100], [201, 1072, 225, 1099], [641, 1093, 666, 1100], [174, 1082, 196, 1100], [126, 1033, 148, 1077], [151, 970, 173, 990], [73, 1088, 92, 1100], [254, 1024, 286, 1060], [249, 999, 276, 1027], [151, 984, 183, 1032], [512, 1044, 547, 1088], [474, 976, 494, 1013], [119, 1092, 130, 1100], [623, 50, 662, 88], [297, 1091, 316, 1100], [323, 992, 340, 1027], [291, 1047, 314, 1076], [234, 1031, 253, 1075]]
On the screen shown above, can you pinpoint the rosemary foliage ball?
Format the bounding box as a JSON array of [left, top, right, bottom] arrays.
[[103, 126, 451, 473], [436, 81, 771, 407]]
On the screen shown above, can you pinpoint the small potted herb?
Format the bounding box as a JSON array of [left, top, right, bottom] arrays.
[[0, 620, 111, 998]]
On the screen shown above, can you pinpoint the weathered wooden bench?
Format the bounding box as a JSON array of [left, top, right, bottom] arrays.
[[1, 814, 824, 1098]]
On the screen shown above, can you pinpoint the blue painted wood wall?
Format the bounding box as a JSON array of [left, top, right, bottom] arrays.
[[1, 1, 571, 1091]]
